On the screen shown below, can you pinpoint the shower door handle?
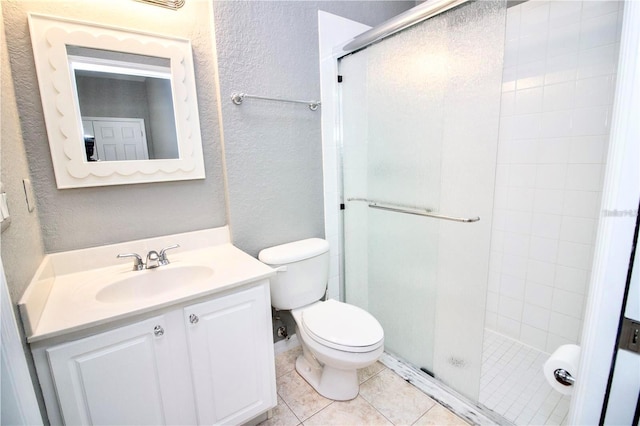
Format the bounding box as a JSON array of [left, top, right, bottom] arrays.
[[368, 204, 480, 223]]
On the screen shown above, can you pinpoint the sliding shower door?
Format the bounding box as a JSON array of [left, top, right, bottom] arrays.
[[341, 0, 506, 399]]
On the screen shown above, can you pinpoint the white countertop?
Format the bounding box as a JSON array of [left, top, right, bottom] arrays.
[[19, 227, 275, 343]]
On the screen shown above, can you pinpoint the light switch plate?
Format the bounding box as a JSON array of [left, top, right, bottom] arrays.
[[0, 182, 10, 233]]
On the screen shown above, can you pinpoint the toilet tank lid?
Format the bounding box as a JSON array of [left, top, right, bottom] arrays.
[[258, 238, 329, 265]]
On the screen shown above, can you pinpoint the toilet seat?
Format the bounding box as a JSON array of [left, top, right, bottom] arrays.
[[301, 300, 384, 353]]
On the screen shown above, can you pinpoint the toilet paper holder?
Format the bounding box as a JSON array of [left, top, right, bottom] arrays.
[[554, 368, 575, 386]]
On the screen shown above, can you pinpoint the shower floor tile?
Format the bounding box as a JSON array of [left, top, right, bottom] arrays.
[[480, 329, 571, 425], [263, 346, 469, 426]]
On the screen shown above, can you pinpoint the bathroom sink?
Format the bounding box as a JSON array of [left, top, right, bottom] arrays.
[[96, 265, 214, 303]]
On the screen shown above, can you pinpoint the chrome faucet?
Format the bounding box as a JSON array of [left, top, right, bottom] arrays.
[[117, 244, 180, 270], [146, 250, 161, 269], [116, 253, 144, 271]]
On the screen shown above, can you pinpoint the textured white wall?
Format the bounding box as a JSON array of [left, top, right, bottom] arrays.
[[1, 5, 45, 304], [2, 0, 227, 253], [1, 5, 48, 420], [212, 1, 414, 257]]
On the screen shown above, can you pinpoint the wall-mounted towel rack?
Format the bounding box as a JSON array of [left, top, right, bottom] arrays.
[[230, 92, 321, 111], [347, 197, 480, 223]]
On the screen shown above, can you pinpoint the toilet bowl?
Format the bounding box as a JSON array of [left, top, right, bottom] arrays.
[[258, 239, 384, 401], [292, 299, 384, 400]]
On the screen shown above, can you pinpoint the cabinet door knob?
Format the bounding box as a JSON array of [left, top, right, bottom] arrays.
[[189, 314, 199, 324], [153, 325, 165, 337]]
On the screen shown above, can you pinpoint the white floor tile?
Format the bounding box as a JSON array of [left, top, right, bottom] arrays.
[[479, 329, 571, 425]]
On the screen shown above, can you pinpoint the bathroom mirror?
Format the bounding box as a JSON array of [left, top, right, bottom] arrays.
[[28, 14, 206, 188], [69, 47, 179, 162]]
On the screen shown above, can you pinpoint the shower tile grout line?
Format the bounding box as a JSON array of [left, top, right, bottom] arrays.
[[479, 329, 571, 425]]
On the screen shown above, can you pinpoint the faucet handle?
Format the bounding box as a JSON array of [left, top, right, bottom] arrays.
[[159, 244, 180, 266], [117, 253, 144, 271]]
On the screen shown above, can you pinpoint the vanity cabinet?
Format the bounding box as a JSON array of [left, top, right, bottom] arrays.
[[34, 281, 276, 425]]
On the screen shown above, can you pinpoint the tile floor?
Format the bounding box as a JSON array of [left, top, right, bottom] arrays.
[[479, 330, 571, 425], [261, 346, 469, 426]]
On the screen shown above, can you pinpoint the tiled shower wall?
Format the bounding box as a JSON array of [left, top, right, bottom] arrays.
[[485, 0, 623, 353]]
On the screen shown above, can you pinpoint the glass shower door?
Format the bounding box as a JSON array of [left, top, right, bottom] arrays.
[[341, 0, 506, 400]]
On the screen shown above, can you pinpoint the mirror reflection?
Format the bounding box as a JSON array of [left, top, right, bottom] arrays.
[[67, 46, 179, 162]]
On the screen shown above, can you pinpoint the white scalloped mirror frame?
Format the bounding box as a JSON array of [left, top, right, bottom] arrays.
[[28, 13, 206, 188]]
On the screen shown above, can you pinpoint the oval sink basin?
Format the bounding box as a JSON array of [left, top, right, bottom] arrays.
[[96, 265, 214, 303]]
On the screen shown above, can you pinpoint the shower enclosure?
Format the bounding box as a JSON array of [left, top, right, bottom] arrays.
[[338, 0, 622, 423], [341, 0, 505, 400]]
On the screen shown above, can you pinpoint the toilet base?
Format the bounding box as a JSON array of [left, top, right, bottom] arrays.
[[295, 354, 359, 401]]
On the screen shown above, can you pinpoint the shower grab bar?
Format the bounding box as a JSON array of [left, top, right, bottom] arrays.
[[230, 92, 321, 111], [346, 197, 479, 223]]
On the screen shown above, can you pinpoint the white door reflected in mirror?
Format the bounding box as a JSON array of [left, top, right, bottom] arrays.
[[83, 119, 149, 161]]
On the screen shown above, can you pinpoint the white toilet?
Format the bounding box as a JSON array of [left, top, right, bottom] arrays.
[[259, 238, 384, 401]]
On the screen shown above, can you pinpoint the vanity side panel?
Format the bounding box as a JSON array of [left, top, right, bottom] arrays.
[[31, 346, 63, 425]]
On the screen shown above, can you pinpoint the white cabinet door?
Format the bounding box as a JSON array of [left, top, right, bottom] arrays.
[[185, 283, 277, 425], [47, 316, 179, 425]]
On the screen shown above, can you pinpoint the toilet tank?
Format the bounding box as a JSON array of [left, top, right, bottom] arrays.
[[258, 238, 329, 310]]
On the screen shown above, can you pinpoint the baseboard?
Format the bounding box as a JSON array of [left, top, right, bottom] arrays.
[[273, 333, 300, 355]]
